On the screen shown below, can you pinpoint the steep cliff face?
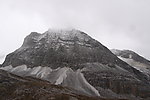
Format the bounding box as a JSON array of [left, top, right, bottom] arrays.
[[82, 62, 150, 99], [1, 29, 150, 99]]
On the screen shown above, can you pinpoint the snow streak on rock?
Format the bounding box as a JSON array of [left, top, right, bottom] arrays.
[[118, 56, 150, 77]]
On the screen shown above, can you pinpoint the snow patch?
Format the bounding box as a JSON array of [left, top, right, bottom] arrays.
[[30, 66, 42, 75], [118, 56, 150, 75], [55, 67, 69, 85], [11, 65, 28, 73], [129, 54, 132, 59], [37, 67, 52, 78], [0, 65, 13, 71], [77, 70, 100, 96]]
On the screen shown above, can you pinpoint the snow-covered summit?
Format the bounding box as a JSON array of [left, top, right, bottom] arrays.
[[19, 28, 95, 53], [47, 28, 89, 40]]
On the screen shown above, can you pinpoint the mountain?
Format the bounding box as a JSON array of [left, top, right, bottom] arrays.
[[1, 29, 150, 100], [2, 29, 129, 70], [111, 49, 150, 80]]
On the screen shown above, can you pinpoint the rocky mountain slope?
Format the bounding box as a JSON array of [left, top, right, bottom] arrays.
[[1, 29, 150, 100], [111, 49, 150, 80]]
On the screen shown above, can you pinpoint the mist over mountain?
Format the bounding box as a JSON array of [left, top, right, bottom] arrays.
[[0, 29, 150, 100]]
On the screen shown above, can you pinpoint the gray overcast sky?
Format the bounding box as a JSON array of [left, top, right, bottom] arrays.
[[0, 0, 150, 63]]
